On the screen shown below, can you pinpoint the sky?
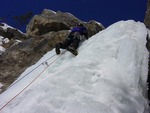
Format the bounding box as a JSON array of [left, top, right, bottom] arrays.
[[0, 0, 148, 32], [0, 20, 149, 113]]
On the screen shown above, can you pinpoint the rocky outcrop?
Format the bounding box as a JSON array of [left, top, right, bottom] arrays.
[[0, 23, 27, 54], [0, 9, 104, 93], [144, 0, 150, 102], [26, 9, 104, 37], [144, 0, 150, 29], [0, 23, 26, 40]]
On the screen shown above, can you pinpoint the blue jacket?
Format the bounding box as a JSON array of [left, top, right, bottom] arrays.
[[71, 26, 88, 36]]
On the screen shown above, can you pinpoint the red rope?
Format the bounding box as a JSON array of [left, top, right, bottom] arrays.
[[8, 53, 57, 89], [0, 53, 64, 112]]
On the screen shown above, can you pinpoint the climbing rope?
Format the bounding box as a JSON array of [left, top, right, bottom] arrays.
[[8, 53, 56, 89], [0, 37, 93, 111], [0, 50, 66, 112]]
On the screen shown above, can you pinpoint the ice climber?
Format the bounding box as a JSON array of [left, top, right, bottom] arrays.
[[54, 23, 88, 56]]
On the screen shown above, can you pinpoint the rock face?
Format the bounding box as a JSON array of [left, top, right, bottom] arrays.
[[144, 0, 150, 29], [0, 23, 26, 40], [0, 9, 104, 93], [26, 9, 104, 37], [144, 0, 150, 101]]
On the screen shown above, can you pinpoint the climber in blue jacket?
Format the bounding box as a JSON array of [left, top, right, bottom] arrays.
[[55, 23, 88, 55]]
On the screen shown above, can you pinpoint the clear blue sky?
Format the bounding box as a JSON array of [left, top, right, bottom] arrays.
[[1, 0, 148, 32]]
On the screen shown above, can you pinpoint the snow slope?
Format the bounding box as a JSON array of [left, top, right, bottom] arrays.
[[0, 20, 149, 113]]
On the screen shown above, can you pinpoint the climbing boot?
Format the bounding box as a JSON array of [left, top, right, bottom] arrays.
[[55, 43, 60, 54], [67, 46, 78, 56]]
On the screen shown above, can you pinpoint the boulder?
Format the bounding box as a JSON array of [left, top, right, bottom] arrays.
[[26, 9, 104, 37]]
